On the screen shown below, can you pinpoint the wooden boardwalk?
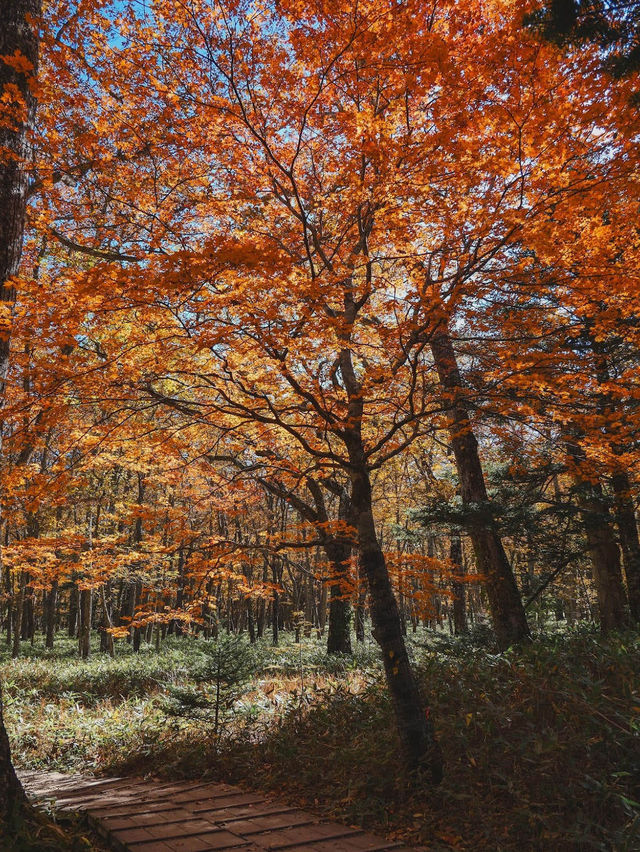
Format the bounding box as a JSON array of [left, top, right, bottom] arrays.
[[19, 770, 419, 852]]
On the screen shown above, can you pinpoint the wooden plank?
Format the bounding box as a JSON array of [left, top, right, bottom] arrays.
[[102, 809, 197, 830], [192, 794, 267, 814], [222, 812, 317, 836], [21, 770, 419, 852], [217, 806, 299, 825], [126, 830, 248, 850], [246, 822, 362, 850]]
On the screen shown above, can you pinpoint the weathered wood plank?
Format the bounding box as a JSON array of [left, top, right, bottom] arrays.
[[18, 771, 419, 852]]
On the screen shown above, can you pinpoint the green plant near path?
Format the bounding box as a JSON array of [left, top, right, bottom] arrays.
[[160, 634, 256, 737]]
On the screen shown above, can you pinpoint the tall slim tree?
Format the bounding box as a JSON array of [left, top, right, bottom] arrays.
[[0, 0, 41, 826]]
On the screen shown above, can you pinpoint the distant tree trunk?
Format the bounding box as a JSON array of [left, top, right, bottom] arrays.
[[567, 436, 629, 632], [132, 579, 143, 652], [0, 0, 42, 826], [171, 546, 185, 636], [270, 557, 280, 646], [304, 479, 353, 655], [68, 580, 79, 637], [21, 590, 34, 642], [325, 539, 352, 655], [450, 533, 467, 635], [45, 580, 58, 649], [256, 596, 265, 639], [575, 477, 628, 632], [355, 570, 366, 642], [246, 599, 256, 643], [588, 331, 640, 623], [611, 470, 640, 622], [430, 327, 530, 649], [99, 582, 114, 656], [78, 588, 92, 659], [11, 572, 26, 659]]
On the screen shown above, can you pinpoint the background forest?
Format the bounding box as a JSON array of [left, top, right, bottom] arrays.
[[1, 0, 640, 849]]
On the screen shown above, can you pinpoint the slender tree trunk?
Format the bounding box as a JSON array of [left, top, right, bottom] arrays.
[[45, 580, 57, 649], [450, 533, 467, 635], [350, 457, 442, 781], [78, 588, 92, 659], [68, 580, 79, 637], [325, 540, 353, 655], [575, 477, 628, 632], [271, 560, 279, 647], [430, 328, 530, 649], [304, 479, 353, 655], [611, 470, 640, 622], [566, 435, 629, 632], [355, 560, 366, 642], [11, 572, 26, 659]]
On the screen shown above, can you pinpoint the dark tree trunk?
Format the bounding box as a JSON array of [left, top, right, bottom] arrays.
[[325, 539, 353, 655], [336, 334, 441, 780], [575, 477, 628, 632], [355, 581, 366, 642], [78, 588, 92, 659], [567, 435, 629, 632], [0, 0, 41, 826], [11, 572, 26, 659], [430, 328, 530, 649], [611, 470, 640, 622], [350, 458, 443, 782], [45, 580, 58, 649], [68, 581, 79, 637], [450, 533, 467, 635], [247, 599, 256, 643], [304, 478, 353, 655]]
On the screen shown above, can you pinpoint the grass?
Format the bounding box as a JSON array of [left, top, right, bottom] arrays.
[[2, 627, 639, 850]]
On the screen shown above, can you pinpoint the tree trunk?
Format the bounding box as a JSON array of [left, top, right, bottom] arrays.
[[45, 580, 58, 649], [78, 588, 92, 659], [11, 572, 26, 659], [611, 470, 640, 622], [349, 458, 442, 781], [450, 533, 467, 635], [430, 328, 530, 649], [325, 540, 353, 655], [68, 581, 79, 637], [0, 0, 42, 826], [575, 477, 628, 632]]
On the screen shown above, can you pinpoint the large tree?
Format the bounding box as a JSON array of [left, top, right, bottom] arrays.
[[0, 0, 41, 827]]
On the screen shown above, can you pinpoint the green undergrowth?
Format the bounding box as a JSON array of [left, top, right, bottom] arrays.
[[3, 629, 639, 850]]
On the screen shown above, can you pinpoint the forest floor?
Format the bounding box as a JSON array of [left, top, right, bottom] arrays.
[[2, 626, 639, 851]]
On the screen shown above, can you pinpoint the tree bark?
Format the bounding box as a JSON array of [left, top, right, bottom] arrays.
[[78, 588, 92, 659], [0, 0, 42, 826], [325, 538, 353, 655], [45, 580, 58, 649], [335, 331, 441, 780], [450, 533, 467, 635], [575, 476, 628, 632], [611, 470, 640, 622], [430, 328, 530, 649], [350, 457, 443, 781]]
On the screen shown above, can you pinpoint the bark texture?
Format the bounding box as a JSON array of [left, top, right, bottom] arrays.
[[612, 470, 640, 622], [339, 340, 442, 782], [0, 0, 41, 827], [430, 329, 530, 649], [575, 477, 629, 632]]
